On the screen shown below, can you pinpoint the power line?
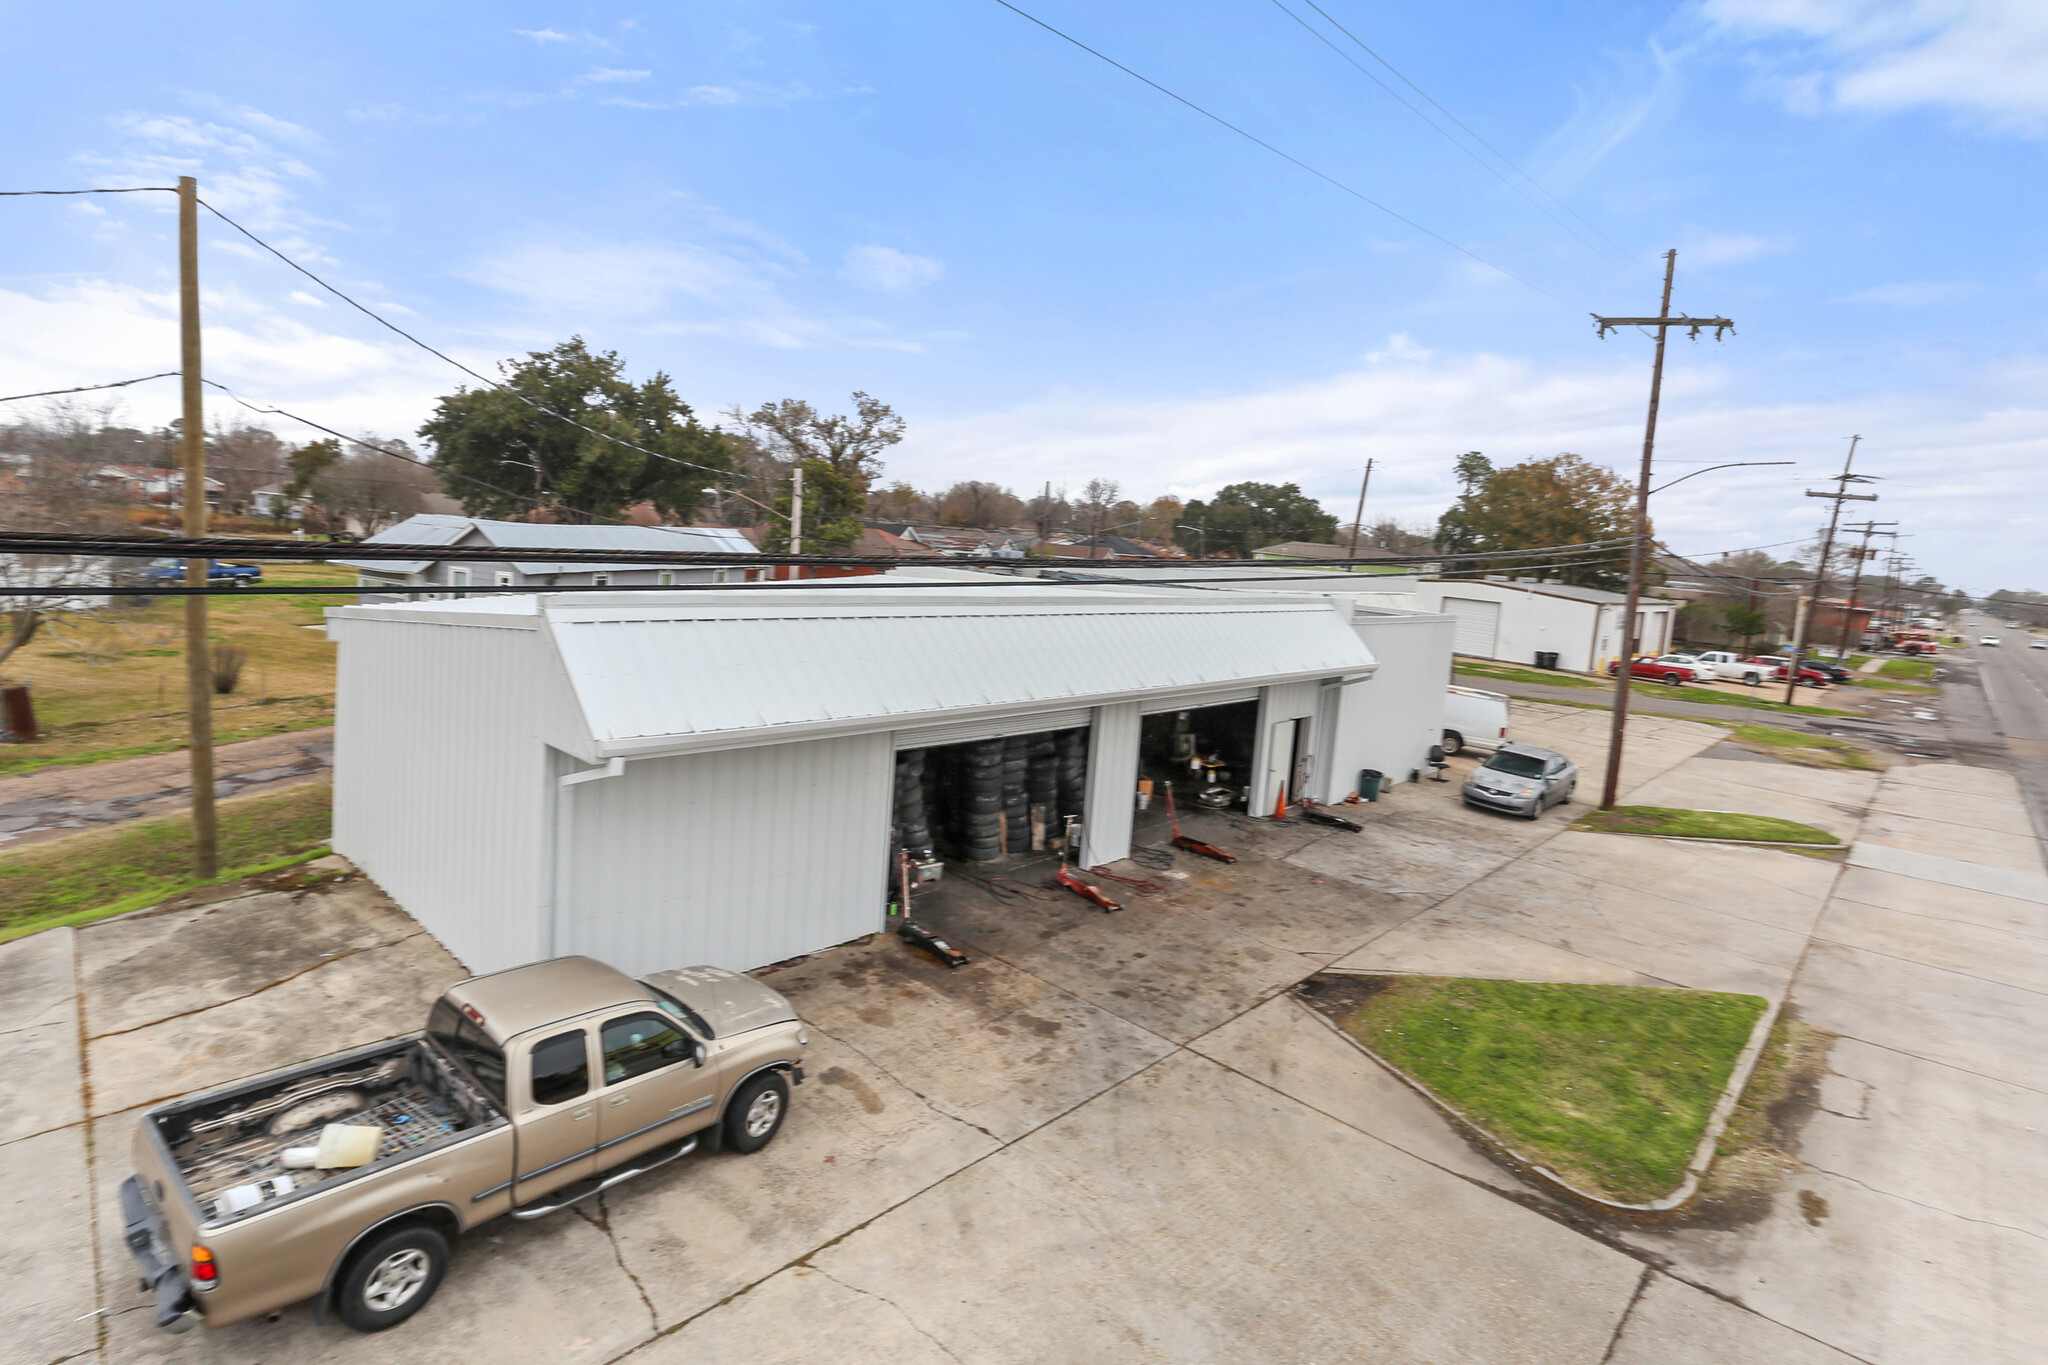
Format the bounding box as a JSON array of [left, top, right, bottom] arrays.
[[1295, 1, 1655, 276], [0, 187, 177, 196], [986, 0, 1574, 308], [194, 199, 738, 482], [0, 372, 181, 405], [1266, 0, 1632, 275]]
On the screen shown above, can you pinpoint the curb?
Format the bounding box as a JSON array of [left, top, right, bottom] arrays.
[[1293, 984, 1781, 1216], [1573, 830, 1846, 851]]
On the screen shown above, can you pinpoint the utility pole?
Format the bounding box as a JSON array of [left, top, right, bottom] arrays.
[[1832, 519, 1896, 660], [1784, 436, 1878, 703], [1346, 459, 1374, 560], [177, 176, 218, 879], [1592, 250, 1735, 810], [788, 464, 804, 561]]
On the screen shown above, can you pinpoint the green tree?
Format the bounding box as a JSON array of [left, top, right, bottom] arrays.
[[418, 338, 729, 524], [1720, 603, 1768, 651], [737, 393, 904, 551], [1434, 452, 1638, 590], [1175, 482, 1338, 558]]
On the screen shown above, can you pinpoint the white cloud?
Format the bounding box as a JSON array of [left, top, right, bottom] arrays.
[[1704, 0, 2048, 133], [1839, 280, 1981, 304], [463, 237, 920, 351], [894, 341, 2048, 589], [1677, 228, 1795, 266], [514, 28, 571, 43], [579, 68, 651, 83], [511, 26, 617, 51], [286, 290, 326, 308], [840, 245, 944, 293]]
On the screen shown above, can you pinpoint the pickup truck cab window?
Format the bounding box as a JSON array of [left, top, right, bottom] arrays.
[[426, 999, 508, 1106], [601, 1013, 692, 1085], [644, 985, 715, 1038], [530, 1029, 591, 1106]]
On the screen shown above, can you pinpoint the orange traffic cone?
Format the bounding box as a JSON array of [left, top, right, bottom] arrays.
[[1273, 784, 1288, 819]]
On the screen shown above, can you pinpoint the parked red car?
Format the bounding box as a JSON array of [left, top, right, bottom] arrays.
[[1608, 655, 1698, 686], [1741, 655, 1831, 687]]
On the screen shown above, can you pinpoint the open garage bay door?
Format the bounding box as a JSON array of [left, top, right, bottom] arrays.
[[1441, 597, 1501, 658]]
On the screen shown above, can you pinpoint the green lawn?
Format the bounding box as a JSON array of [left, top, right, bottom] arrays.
[[0, 781, 333, 942], [1844, 655, 1873, 670], [1721, 722, 1879, 770], [1341, 977, 1768, 1203], [1452, 661, 1602, 689], [1878, 658, 1937, 681], [1573, 805, 1840, 845], [1852, 676, 1938, 694]]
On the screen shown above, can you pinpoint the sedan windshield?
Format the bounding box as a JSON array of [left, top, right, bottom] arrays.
[[1481, 751, 1547, 779]]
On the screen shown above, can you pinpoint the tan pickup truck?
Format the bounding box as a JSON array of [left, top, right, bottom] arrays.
[[120, 955, 807, 1334]]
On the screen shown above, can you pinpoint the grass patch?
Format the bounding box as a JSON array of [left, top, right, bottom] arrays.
[[1877, 658, 1936, 680], [1721, 722, 1879, 770], [1340, 977, 1767, 1203], [1650, 687, 1848, 717], [1573, 805, 1840, 845], [1852, 676, 1938, 694], [0, 781, 333, 941], [0, 561, 348, 779], [1844, 655, 1872, 670], [1453, 661, 1602, 689]]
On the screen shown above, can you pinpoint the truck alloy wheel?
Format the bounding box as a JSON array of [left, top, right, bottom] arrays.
[[1440, 730, 1464, 756], [723, 1072, 790, 1154], [336, 1224, 449, 1332]]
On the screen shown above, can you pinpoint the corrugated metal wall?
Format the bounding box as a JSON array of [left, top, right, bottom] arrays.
[[558, 733, 893, 975], [1334, 615, 1453, 796], [1081, 702, 1140, 866], [331, 617, 549, 974], [1251, 680, 1324, 815]]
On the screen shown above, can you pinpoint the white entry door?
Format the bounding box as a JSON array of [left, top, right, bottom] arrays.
[[1265, 719, 1297, 815]]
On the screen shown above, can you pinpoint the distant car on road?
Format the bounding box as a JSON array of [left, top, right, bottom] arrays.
[[1980, 637, 2001, 647], [1608, 655, 1699, 686], [144, 557, 263, 588], [2031, 640, 2047, 650], [1462, 743, 1577, 819]]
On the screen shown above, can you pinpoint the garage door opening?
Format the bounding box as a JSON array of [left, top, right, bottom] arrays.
[[892, 726, 1089, 866], [1138, 700, 1258, 814]]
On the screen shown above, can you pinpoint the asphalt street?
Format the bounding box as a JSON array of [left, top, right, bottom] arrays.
[[1944, 619, 2048, 850]]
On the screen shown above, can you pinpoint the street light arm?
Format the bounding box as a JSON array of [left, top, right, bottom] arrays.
[[1648, 461, 1793, 495], [703, 485, 789, 522]]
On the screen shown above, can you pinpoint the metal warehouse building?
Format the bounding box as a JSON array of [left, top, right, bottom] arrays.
[[326, 582, 1443, 978]]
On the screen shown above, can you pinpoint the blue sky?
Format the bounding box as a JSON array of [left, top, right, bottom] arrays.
[[3, 1, 2043, 590]]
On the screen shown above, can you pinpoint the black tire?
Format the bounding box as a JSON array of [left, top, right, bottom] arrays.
[[1440, 730, 1464, 757], [231, 578, 249, 589], [723, 1072, 790, 1154], [1663, 673, 1684, 686], [335, 1223, 450, 1333], [1743, 672, 1761, 687]]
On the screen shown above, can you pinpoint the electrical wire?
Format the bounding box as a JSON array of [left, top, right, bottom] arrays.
[[1266, 0, 1633, 275], [0, 187, 177, 196], [986, 0, 1575, 308], [0, 372, 181, 404], [195, 199, 738, 482], [1295, 1, 1655, 276]]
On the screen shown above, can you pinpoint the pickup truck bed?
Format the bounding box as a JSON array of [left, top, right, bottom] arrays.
[[156, 1036, 499, 1225]]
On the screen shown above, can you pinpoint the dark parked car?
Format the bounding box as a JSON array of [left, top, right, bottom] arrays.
[[1462, 743, 1577, 819], [144, 557, 263, 588]]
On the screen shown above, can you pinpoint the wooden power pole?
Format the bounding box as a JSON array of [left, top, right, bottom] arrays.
[[177, 176, 219, 878], [1783, 436, 1878, 703], [1592, 250, 1735, 810], [1346, 459, 1373, 559], [1832, 519, 1896, 661]]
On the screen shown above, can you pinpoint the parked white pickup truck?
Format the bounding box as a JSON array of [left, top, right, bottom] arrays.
[[1686, 651, 1772, 686]]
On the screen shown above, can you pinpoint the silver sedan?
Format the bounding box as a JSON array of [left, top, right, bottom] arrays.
[[1462, 743, 1578, 819]]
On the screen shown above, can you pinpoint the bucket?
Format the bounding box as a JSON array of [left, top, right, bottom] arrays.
[[1358, 769, 1383, 802]]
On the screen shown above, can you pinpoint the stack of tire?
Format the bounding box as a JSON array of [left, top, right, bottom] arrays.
[[893, 749, 932, 857], [1055, 729, 1088, 828], [1025, 735, 1059, 848], [1001, 736, 1031, 854], [958, 739, 1005, 862]]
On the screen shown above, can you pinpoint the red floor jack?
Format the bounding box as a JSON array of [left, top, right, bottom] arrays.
[[1164, 782, 1237, 863], [1055, 862, 1123, 913], [893, 851, 971, 967]]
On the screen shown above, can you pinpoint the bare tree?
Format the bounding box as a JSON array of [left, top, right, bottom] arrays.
[[936, 481, 1022, 528]]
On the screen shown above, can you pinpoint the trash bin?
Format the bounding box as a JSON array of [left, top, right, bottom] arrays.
[[1534, 651, 1560, 670], [1357, 769, 1383, 803]]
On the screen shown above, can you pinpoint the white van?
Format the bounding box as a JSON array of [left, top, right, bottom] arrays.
[[1443, 685, 1510, 756]]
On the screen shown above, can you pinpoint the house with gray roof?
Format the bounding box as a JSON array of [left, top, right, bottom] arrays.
[[331, 514, 759, 602]]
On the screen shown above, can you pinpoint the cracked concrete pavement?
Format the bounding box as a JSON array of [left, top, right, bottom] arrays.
[[4, 699, 2042, 1362], [0, 727, 332, 850]]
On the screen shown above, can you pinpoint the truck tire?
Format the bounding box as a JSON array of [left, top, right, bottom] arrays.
[[1743, 672, 1761, 686], [1440, 730, 1464, 756], [723, 1072, 790, 1154], [335, 1223, 449, 1333]]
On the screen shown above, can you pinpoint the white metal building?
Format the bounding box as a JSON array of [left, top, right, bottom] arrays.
[[327, 584, 1437, 978], [1412, 578, 1676, 673], [332, 515, 760, 601]]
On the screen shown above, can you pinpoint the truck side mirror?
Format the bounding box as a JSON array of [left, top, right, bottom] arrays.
[[692, 1039, 708, 1068]]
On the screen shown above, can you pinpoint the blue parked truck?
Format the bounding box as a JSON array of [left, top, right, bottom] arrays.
[[145, 557, 264, 588]]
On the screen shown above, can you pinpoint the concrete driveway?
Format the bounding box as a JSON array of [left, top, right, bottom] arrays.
[[5, 700, 2038, 1363]]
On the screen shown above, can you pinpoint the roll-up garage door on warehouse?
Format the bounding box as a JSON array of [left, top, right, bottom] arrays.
[[1441, 597, 1501, 657]]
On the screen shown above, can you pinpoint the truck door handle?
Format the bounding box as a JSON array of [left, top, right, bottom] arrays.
[[607, 1095, 630, 1107], [573, 1106, 593, 1120]]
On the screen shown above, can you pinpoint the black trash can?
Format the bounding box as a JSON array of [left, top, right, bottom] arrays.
[[1534, 651, 1560, 670], [1357, 769, 1384, 802]]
